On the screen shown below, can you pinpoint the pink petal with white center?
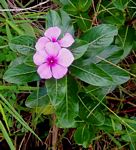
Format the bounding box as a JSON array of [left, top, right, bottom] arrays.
[[52, 64, 68, 79], [37, 63, 52, 79], [59, 33, 74, 47], [35, 37, 50, 51], [44, 27, 61, 41], [45, 42, 61, 57], [33, 50, 48, 65], [57, 48, 74, 67]]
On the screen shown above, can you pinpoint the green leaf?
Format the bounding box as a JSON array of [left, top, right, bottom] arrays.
[[113, 0, 129, 10], [97, 63, 130, 85], [71, 39, 89, 60], [71, 61, 129, 86], [82, 45, 122, 65], [76, 13, 91, 31], [74, 125, 91, 148], [79, 95, 105, 126], [130, 64, 136, 75], [56, 76, 79, 128], [116, 26, 135, 58], [46, 9, 74, 35], [9, 35, 36, 55], [85, 85, 115, 100], [71, 63, 113, 86], [3, 64, 39, 84], [81, 24, 118, 48], [25, 88, 50, 108], [78, 0, 92, 12], [99, 9, 125, 26], [62, 0, 92, 14], [46, 78, 66, 106]]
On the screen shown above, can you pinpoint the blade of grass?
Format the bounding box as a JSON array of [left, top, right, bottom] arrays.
[[0, 94, 41, 141], [0, 0, 13, 20], [0, 121, 15, 150], [0, 103, 10, 133], [6, 19, 24, 35]]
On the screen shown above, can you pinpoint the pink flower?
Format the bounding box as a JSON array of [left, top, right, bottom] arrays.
[[33, 42, 74, 79], [35, 27, 74, 51]]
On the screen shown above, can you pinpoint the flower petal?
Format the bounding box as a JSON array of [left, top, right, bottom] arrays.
[[57, 48, 74, 67], [44, 27, 61, 41], [33, 51, 47, 65], [52, 64, 68, 79], [59, 33, 74, 47], [35, 37, 50, 51], [45, 42, 61, 57], [37, 63, 52, 79]]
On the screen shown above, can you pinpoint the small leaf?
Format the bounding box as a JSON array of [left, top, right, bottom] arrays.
[[74, 125, 91, 148], [9, 35, 36, 55], [113, 0, 129, 10], [116, 26, 135, 58]]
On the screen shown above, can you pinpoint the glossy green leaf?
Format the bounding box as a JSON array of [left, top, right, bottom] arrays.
[[56, 76, 79, 128], [25, 88, 50, 108], [81, 24, 118, 48], [82, 45, 122, 65], [71, 39, 89, 60], [9, 35, 36, 55], [116, 26, 135, 58], [85, 85, 115, 100], [46, 78, 66, 106], [71, 63, 113, 86], [97, 63, 130, 85], [79, 95, 105, 126], [46, 10, 74, 35], [74, 125, 91, 148], [3, 64, 39, 84]]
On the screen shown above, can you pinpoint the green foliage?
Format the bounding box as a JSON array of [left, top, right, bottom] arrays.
[[3, 64, 39, 84], [9, 35, 36, 55], [0, 0, 136, 149]]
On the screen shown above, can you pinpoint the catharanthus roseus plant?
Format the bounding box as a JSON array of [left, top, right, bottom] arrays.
[[33, 26, 74, 79], [2, 1, 136, 149]]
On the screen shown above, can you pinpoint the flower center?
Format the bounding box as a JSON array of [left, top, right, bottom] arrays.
[[52, 37, 57, 42], [47, 56, 57, 66]]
